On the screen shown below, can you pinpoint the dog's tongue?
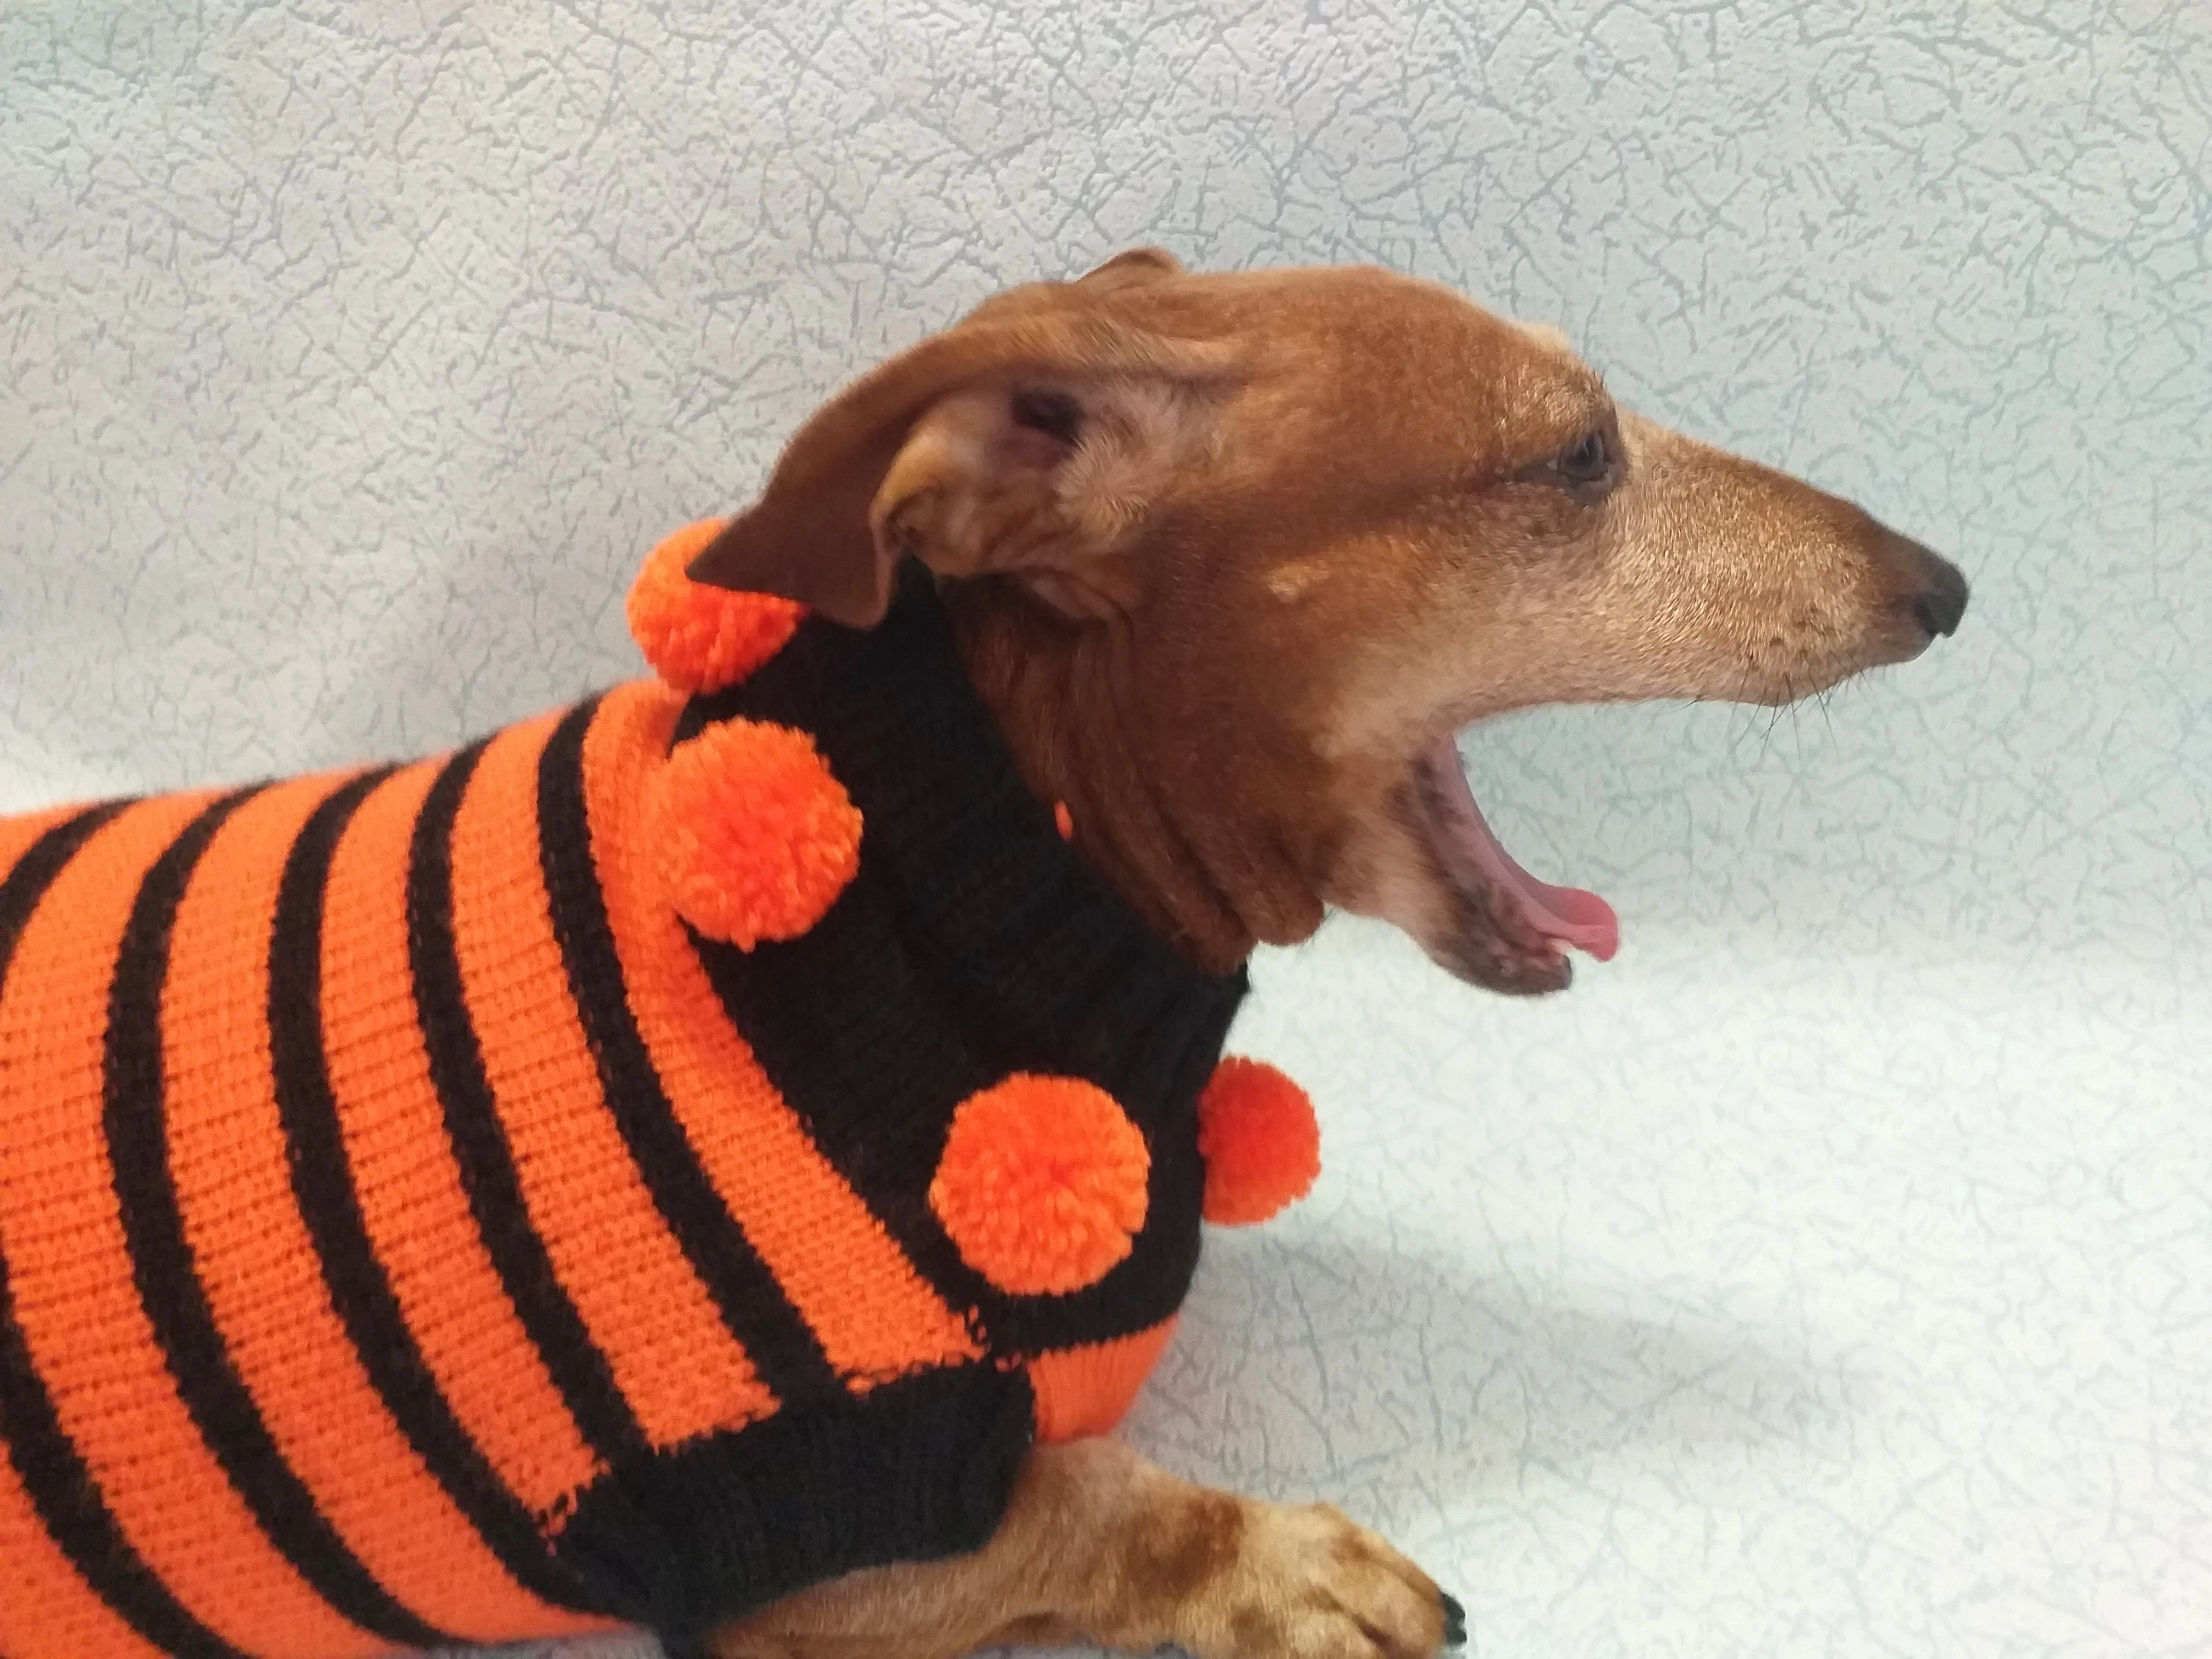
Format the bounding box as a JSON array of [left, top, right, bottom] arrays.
[[1428, 736, 1619, 961]]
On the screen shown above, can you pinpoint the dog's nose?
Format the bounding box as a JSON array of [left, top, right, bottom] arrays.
[[1892, 534, 1969, 639]]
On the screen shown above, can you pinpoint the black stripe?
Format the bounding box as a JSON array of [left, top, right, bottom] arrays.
[[535, 699, 840, 1408], [0, 1266, 250, 1659], [553, 1361, 1032, 1645], [104, 783, 459, 1650], [267, 768, 590, 1611], [0, 802, 251, 1659], [407, 742, 648, 1463]]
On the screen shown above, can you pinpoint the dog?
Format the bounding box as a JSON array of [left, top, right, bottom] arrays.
[[681, 250, 1964, 1659], [0, 250, 1964, 1659], [684, 248, 1967, 1658]]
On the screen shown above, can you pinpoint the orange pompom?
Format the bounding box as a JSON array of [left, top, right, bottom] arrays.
[[1196, 1057, 1320, 1226], [626, 518, 804, 693], [651, 718, 862, 948], [929, 1075, 1151, 1296]]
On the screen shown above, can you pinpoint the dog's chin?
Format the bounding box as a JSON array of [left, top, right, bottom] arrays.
[[1402, 738, 1618, 997]]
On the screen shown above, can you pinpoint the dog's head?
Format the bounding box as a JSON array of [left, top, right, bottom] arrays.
[[689, 251, 1967, 993]]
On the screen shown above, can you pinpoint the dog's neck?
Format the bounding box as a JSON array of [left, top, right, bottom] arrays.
[[944, 585, 1326, 976]]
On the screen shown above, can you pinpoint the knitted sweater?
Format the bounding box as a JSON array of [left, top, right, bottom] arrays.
[[0, 545, 1318, 1659]]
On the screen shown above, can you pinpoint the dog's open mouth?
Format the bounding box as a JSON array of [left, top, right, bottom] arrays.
[[1409, 735, 1619, 995]]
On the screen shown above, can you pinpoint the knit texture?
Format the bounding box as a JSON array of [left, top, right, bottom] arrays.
[[1195, 1058, 1321, 1225], [0, 571, 1249, 1658], [929, 1074, 1154, 1296]]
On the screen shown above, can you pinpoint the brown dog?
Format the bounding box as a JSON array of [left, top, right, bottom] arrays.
[[686, 249, 1967, 1659]]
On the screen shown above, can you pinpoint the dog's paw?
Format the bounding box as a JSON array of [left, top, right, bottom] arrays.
[[1179, 1499, 1463, 1659]]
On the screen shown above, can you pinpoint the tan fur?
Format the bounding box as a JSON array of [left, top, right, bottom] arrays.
[[693, 251, 1966, 1657], [712, 1440, 1446, 1659]]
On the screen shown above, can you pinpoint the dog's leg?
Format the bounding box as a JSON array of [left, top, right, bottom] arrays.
[[708, 1438, 1460, 1659]]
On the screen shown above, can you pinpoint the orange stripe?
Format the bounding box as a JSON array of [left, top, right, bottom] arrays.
[[0, 1445, 170, 1659], [319, 758, 601, 1516], [581, 683, 980, 1391], [0, 803, 87, 881], [161, 772, 579, 1644], [449, 712, 774, 1447], [0, 792, 382, 1658], [1027, 1318, 1178, 1442], [1, 801, 171, 1659]]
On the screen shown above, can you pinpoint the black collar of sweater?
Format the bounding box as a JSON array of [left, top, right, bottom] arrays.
[[675, 566, 1251, 1115]]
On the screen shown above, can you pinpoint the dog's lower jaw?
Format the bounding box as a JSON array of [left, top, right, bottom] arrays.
[[1420, 887, 1574, 996]]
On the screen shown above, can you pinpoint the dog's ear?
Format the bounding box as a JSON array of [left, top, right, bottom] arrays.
[[686, 264, 1224, 628], [1075, 246, 1184, 291]]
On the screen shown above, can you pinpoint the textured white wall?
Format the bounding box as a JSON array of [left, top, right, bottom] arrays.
[[3, 4, 2207, 1657]]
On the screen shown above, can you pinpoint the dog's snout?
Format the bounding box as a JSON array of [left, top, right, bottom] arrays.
[[1912, 583, 1966, 640], [1889, 533, 1969, 640], [1909, 552, 1970, 639]]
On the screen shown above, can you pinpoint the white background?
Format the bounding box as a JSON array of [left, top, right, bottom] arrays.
[[4, 3, 2207, 1656]]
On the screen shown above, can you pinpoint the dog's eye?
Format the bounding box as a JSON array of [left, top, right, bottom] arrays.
[[1552, 429, 1612, 486], [1010, 388, 1083, 445]]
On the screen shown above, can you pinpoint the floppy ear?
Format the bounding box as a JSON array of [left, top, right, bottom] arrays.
[[686, 259, 1222, 627], [1075, 246, 1184, 291]]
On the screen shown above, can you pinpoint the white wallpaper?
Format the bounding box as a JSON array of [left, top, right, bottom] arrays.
[[3, 3, 2207, 1657]]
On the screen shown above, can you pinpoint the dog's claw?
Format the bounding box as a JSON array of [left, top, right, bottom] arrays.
[[1439, 1591, 1467, 1649]]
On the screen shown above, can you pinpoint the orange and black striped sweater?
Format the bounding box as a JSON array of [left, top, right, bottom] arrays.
[[0, 542, 1321, 1659]]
